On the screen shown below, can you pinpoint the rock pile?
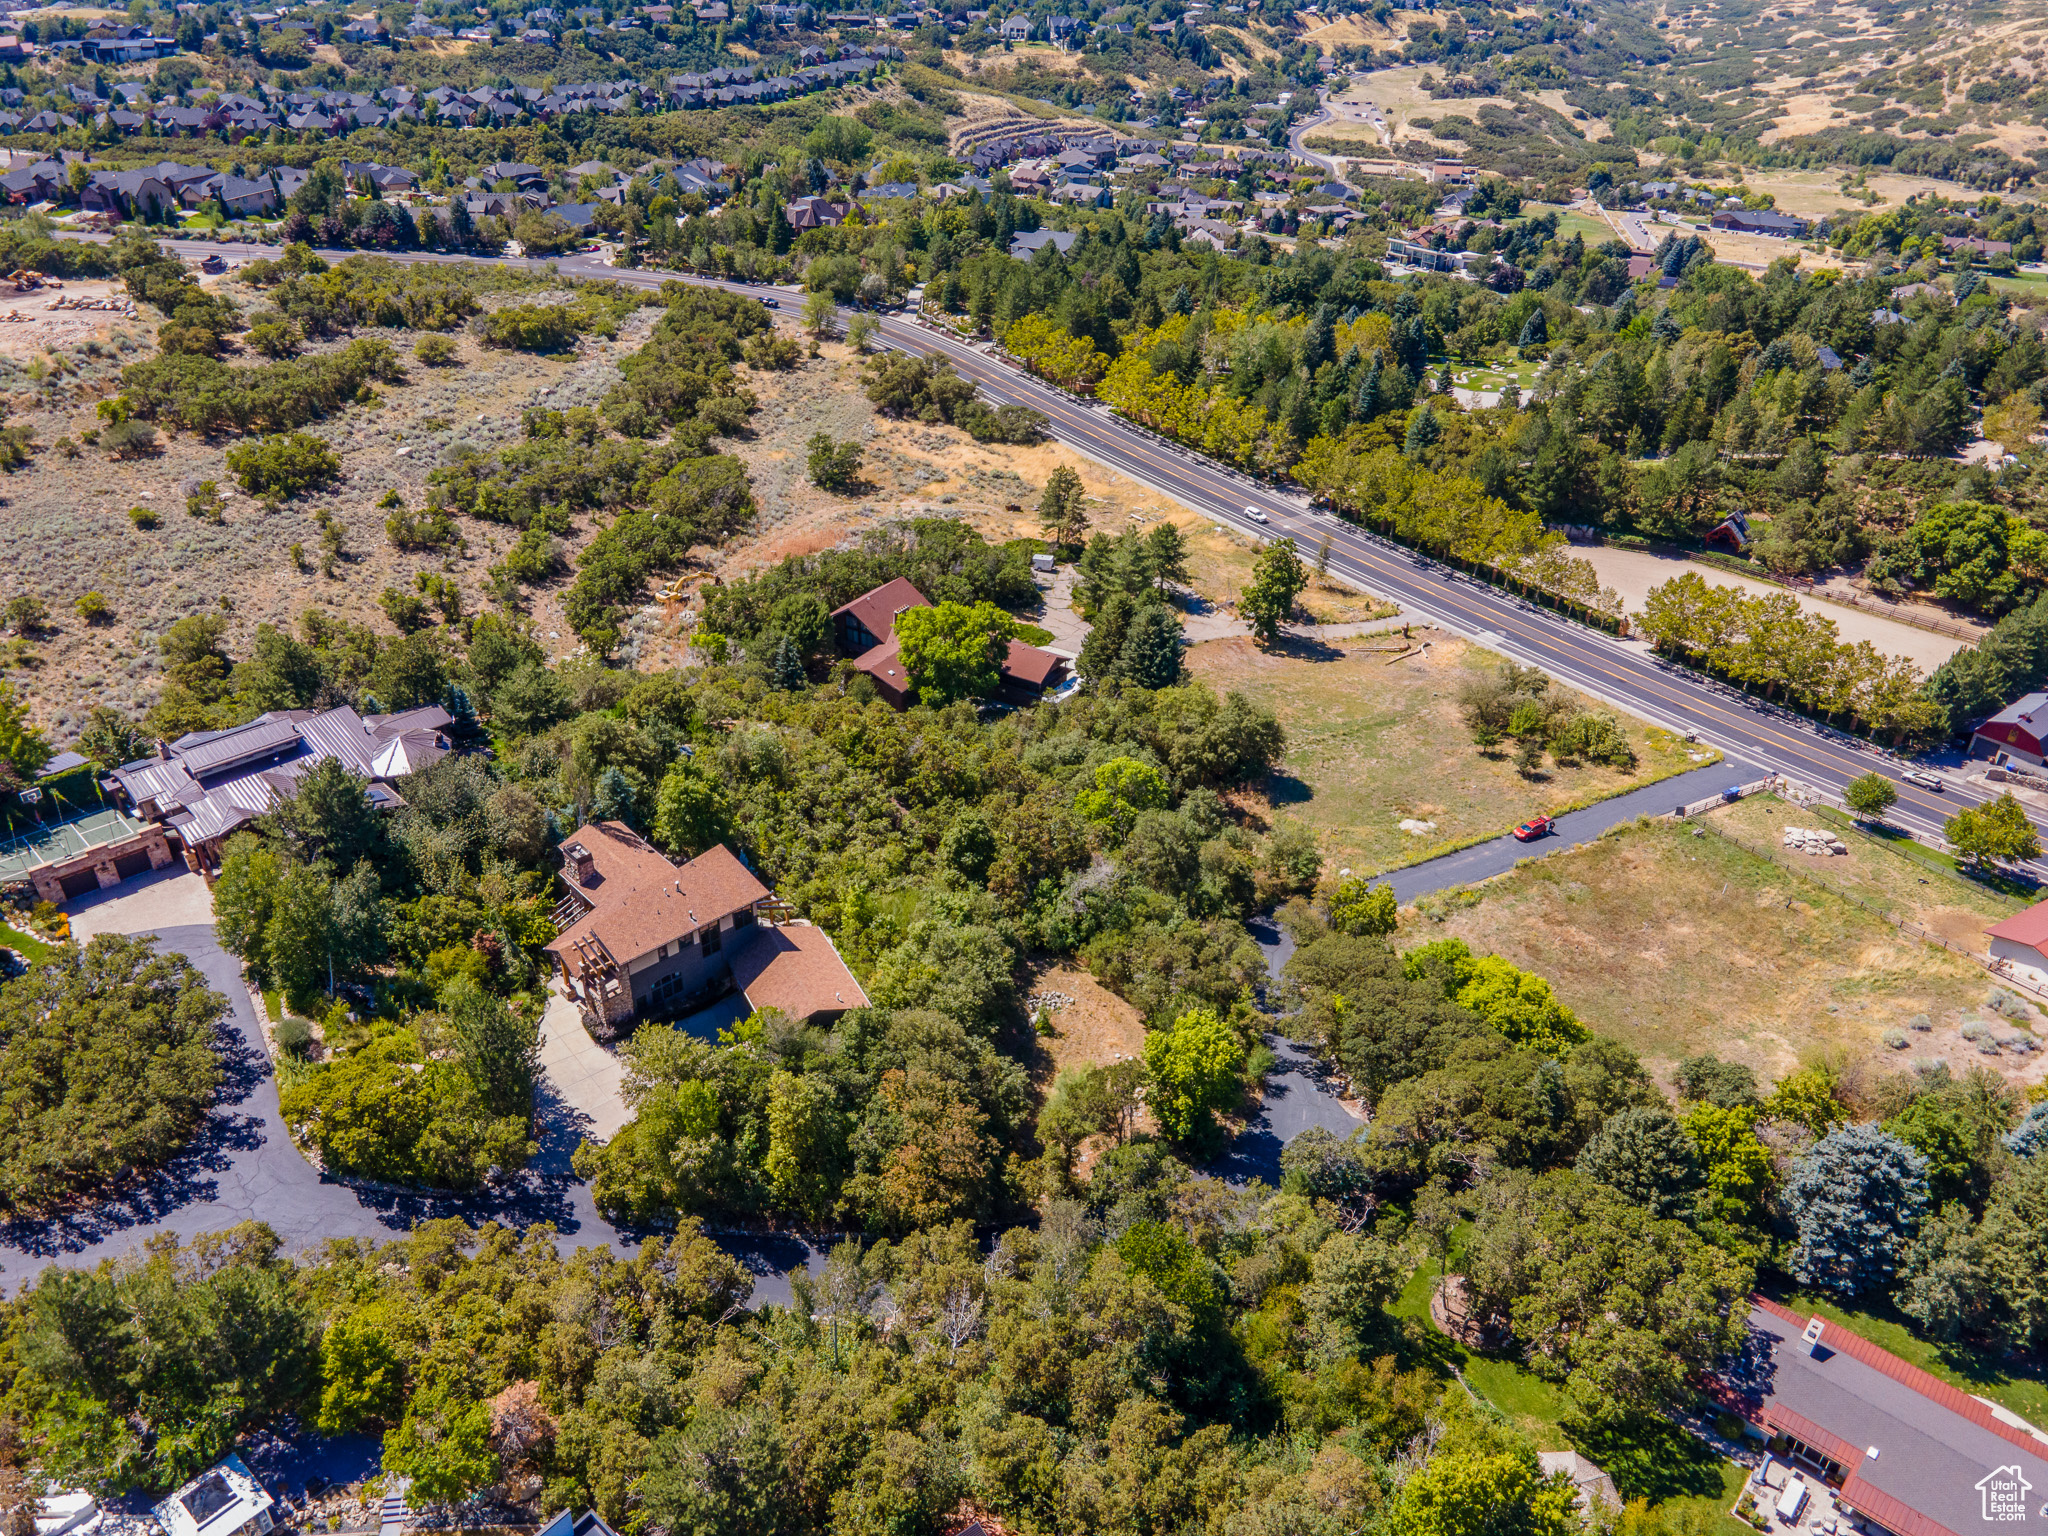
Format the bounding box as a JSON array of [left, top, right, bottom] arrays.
[[1782, 826, 1847, 856]]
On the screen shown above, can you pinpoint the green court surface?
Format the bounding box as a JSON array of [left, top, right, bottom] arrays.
[[0, 808, 147, 883]]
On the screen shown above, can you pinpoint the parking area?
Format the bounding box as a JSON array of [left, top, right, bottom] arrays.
[[537, 987, 630, 1143], [67, 865, 214, 943]]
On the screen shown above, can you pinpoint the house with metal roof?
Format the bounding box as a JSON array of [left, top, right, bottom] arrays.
[[106, 704, 452, 875], [1971, 690, 2048, 765], [1714, 1299, 2048, 1536], [1986, 901, 2048, 987]]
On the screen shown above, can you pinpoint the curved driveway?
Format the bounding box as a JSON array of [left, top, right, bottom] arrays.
[[0, 923, 822, 1302]]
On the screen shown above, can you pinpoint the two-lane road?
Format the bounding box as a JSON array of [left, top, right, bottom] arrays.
[[66, 233, 2023, 863]]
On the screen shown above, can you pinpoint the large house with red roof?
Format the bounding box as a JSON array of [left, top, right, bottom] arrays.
[[1712, 1298, 2048, 1536], [830, 578, 1067, 709], [544, 821, 867, 1032]]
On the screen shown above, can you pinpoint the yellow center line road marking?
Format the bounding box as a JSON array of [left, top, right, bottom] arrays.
[[874, 313, 1995, 842], [129, 242, 1991, 851]]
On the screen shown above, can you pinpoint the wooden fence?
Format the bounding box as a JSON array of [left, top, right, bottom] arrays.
[[1669, 776, 1778, 818], [1685, 796, 2048, 1011]]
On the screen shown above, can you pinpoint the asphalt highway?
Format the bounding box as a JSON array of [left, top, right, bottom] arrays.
[[65, 233, 2029, 862]]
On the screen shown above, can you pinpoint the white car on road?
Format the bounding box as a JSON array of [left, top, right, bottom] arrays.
[[1244, 505, 1269, 524]]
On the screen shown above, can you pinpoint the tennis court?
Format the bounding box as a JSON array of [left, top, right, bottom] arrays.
[[0, 809, 149, 884]]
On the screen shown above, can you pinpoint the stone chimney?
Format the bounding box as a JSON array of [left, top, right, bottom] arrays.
[[563, 842, 596, 886]]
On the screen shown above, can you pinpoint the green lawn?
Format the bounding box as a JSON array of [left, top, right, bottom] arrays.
[[1189, 635, 1715, 877], [1384, 1229, 1748, 1521], [0, 923, 57, 964]]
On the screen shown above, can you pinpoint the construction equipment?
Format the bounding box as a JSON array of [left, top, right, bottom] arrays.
[[199, 254, 226, 274], [5, 270, 43, 293]]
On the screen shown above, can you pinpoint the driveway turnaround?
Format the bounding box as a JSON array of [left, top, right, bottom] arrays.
[[1377, 760, 1744, 905], [0, 921, 829, 1305], [0, 923, 634, 1291]]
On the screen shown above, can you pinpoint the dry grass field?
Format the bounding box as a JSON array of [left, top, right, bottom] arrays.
[[1186, 632, 1712, 873], [0, 281, 626, 733], [1410, 801, 2048, 1091]]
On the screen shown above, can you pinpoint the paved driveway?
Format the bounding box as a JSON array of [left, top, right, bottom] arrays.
[[1212, 915, 1365, 1183], [538, 989, 630, 1143], [0, 911, 831, 1305], [1378, 760, 1740, 905], [65, 866, 213, 944], [0, 922, 631, 1290]]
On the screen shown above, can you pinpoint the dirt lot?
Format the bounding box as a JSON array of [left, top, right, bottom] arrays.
[[0, 278, 139, 358], [1411, 806, 2048, 1092], [1025, 962, 1147, 1083], [1187, 630, 1712, 873]]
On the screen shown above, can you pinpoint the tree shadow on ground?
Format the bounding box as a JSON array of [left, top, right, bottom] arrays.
[[1571, 1412, 1730, 1503]]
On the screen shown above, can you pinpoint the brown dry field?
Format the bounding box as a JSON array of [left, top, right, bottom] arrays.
[[1411, 804, 2048, 1094], [0, 280, 625, 735], [1188, 631, 1715, 873], [3, 286, 1352, 736]]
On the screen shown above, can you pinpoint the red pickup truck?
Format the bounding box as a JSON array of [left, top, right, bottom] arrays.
[[1513, 815, 1554, 842]]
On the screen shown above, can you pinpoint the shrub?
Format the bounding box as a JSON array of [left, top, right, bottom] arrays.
[[128, 506, 160, 529], [414, 335, 457, 365], [806, 432, 863, 492], [122, 337, 406, 435], [275, 1014, 315, 1057], [186, 479, 225, 522], [743, 331, 801, 371], [73, 590, 111, 624], [245, 319, 302, 359], [478, 303, 585, 352], [387, 505, 459, 552], [101, 419, 158, 459], [226, 431, 341, 499], [4, 595, 47, 634], [379, 586, 431, 633]]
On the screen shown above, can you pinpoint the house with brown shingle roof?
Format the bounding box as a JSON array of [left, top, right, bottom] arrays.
[[730, 922, 870, 1025], [543, 821, 865, 1032], [831, 578, 1068, 709]]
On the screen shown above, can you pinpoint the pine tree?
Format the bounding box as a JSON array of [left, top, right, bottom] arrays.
[[1404, 402, 1441, 459], [1298, 302, 1336, 375], [1352, 351, 1384, 420]]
